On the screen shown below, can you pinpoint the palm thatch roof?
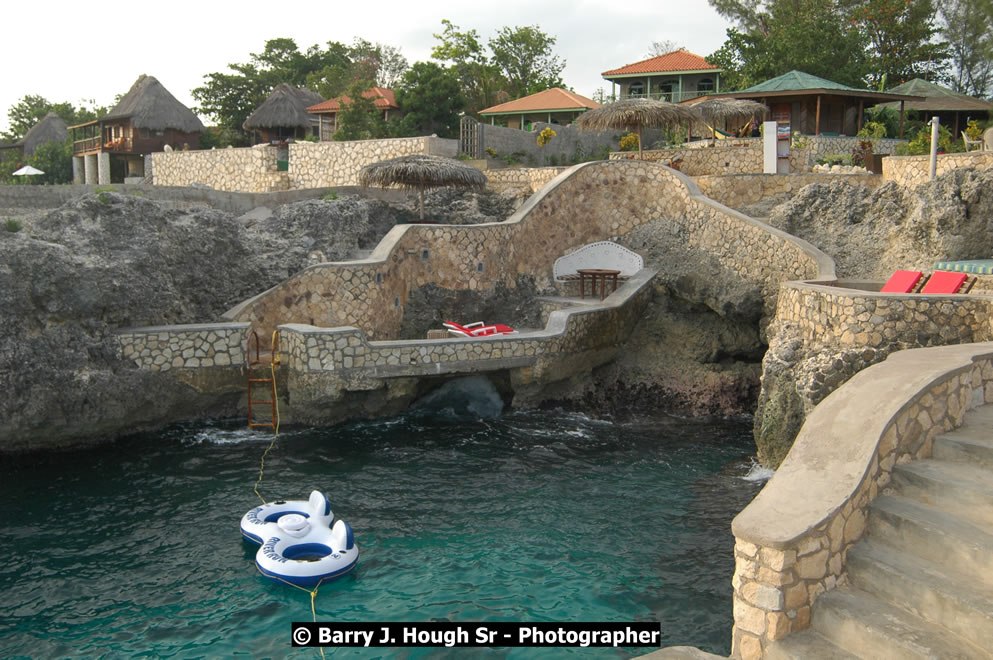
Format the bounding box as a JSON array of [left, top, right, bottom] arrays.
[[243, 84, 324, 131], [360, 154, 487, 219], [6, 112, 68, 156], [688, 98, 767, 144], [577, 98, 698, 157], [103, 75, 204, 133]]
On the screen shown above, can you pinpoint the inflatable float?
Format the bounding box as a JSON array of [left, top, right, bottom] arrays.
[[240, 491, 358, 587]]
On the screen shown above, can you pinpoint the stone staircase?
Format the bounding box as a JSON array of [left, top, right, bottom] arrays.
[[766, 405, 993, 659]]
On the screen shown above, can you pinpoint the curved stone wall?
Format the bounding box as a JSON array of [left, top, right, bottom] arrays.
[[730, 342, 993, 659], [223, 160, 834, 339]]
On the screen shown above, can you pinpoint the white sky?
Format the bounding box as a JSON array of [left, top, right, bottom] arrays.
[[2, 0, 732, 134]]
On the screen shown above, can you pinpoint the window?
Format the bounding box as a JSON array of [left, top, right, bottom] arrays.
[[698, 78, 715, 93], [628, 81, 645, 97]]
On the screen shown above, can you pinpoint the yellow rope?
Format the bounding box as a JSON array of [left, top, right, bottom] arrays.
[[267, 574, 327, 659]]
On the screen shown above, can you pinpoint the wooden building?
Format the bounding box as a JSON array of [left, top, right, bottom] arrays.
[[709, 70, 921, 137], [69, 75, 204, 184]]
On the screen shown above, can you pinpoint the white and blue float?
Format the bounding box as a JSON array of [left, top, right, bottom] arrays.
[[240, 491, 358, 587]]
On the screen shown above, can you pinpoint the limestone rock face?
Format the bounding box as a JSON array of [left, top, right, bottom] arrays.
[[766, 167, 993, 279], [3, 190, 511, 451], [755, 167, 993, 466]]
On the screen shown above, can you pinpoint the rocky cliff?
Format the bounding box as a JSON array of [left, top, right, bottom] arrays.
[[0, 189, 519, 451], [753, 167, 993, 466]]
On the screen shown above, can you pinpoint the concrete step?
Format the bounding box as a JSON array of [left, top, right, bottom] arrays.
[[810, 587, 988, 659], [763, 629, 860, 660], [890, 459, 993, 528], [867, 495, 993, 588], [847, 540, 993, 650], [932, 405, 993, 470]]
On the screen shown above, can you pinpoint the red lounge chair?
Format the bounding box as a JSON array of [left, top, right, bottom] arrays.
[[880, 270, 925, 293], [920, 271, 971, 294], [442, 321, 517, 338]]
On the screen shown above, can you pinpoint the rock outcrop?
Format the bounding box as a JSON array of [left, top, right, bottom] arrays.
[[754, 167, 993, 466], [0, 189, 517, 451]]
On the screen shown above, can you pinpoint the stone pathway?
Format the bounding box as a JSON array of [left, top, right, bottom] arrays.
[[766, 404, 993, 659]]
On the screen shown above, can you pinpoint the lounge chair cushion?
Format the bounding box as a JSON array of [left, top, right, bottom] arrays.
[[920, 271, 968, 294], [880, 270, 924, 293]]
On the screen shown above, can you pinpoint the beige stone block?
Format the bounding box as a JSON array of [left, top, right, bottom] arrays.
[[760, 547, 796, 571], [741, 581, 784, 610], [843, 508, 866, 544], [784, 581, 808, 610], [795, 605, 811, 630], [767, 611, 792, 640], [796, 549, 829, 580], [736, 631, 763, 660], [758, 566, 794, 586], [733, 598, 767, 635]]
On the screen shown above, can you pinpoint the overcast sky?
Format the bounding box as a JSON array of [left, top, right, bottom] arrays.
[[3, 0, 733, 134]]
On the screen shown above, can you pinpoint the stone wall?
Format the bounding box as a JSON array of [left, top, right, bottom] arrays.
[[117, 322, 249, 371], [475, 121, 653, 165], [694, 173, 882, 209], [288, 137, 457, 189], [730, 342, 993, 659], [151, 146, 283, 192], [485, 167, 569, 195], [149, 137, 458, 193], [223, 160, 833, 340], [754, 280, 993, 468], [803, 136, 904, 161], [883, 151, 993, 187], [612, 141, 765, 175]]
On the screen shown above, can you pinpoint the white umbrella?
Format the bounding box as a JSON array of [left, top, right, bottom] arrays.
[[13, 165, 44, 176]]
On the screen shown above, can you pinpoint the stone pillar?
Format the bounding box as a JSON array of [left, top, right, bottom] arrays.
[[84, 154, 98, 184], [97, 152, 111, 185], [72, 156, 84, 184]]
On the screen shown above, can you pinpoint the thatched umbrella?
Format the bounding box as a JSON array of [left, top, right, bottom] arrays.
[[690, 98, 767, 145], [359, 154, 487, 220], [575, 98, 698, 158]]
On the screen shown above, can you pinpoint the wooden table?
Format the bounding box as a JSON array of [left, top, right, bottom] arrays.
[[577, 268, 621, 300]]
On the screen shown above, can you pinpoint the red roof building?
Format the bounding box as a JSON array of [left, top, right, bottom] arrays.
[[478, 87, 601, 130], [307, 87, 400, 140], [601, 50, 722, 103]]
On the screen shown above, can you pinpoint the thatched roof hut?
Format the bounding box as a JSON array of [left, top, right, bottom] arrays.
[[103, 75, 204, 133], [243, 84, 324, 132], [688, 98, 766, 143], [0, 112, 69, 157]]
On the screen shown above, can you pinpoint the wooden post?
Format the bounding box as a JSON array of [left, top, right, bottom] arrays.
[[858, 99, 864, 133], [815, 96, 821, 135], [899, 100, 905, 138]]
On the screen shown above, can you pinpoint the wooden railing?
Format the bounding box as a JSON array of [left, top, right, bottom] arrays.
[[72, 136, 132, 155]]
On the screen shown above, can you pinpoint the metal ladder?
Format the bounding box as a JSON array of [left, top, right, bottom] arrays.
[[246, 329, 280, 431]]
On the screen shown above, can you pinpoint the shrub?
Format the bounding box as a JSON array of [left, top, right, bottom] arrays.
[[5, 218, 22, 232], [536, 126, 556, 147], [322, 191, 339, 201], [619, 132, 640, 151], [857, 122, 887, 139]]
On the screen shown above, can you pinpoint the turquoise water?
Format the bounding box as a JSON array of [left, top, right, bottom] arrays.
[[0, 380, 765, 659]]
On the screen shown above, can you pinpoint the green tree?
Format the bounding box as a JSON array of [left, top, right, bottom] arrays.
[[395, 62, 465, 138], [940, 0, 993, 97], [2, 96, 109, 142], [27, 138, 73, 184], [333, 82, 390, 141], [707, 2, 866, 89], [431, 19, 507, 115], [488, 25, 566, 98], [840, 0, 949, 87]]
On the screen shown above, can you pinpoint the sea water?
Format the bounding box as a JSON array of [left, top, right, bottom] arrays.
[[0, 378, 767, 658]]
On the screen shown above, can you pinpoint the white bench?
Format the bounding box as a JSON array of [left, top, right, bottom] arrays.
[[553, 241, 644, 298]]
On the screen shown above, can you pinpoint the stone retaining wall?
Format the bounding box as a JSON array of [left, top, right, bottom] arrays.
[[611, 141, 765, 175], [288, 137, 457, 189], [117, 322, 249, 371], [882, 151, 993, 187], [485, 167, 569, 195], [730, 342, 993, 659], [693, 174, 882, 209], [803, 136, 904, 161], [149, 137, 458, 192], [223, 160, 833, 340], [152, 146, 282, 192]]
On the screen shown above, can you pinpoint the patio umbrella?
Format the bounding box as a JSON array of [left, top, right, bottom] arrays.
[[690, 98, 767, 146], [575, 98, 698, 159], [12, 165, 44, 176], [359, 154, 487, 220]]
